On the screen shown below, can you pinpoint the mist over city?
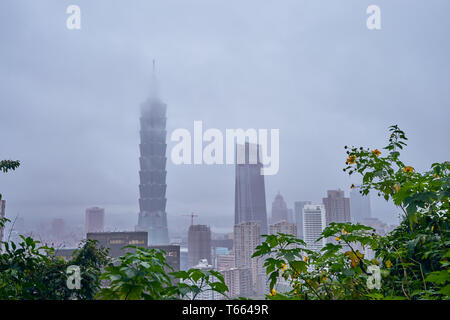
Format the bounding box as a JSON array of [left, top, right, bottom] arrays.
[[0, 0, 449, 305]]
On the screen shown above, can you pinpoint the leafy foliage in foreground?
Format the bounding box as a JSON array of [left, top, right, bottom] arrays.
[[0, 125, 448, 300], [0, 237, 108, 300], [96, 246, 229, 300], [253, 125, 449, 300]]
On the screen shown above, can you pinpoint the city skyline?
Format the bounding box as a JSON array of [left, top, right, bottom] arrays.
[[2, 0, 450, 236]]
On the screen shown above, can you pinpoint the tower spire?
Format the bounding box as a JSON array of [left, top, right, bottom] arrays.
[[152, 59, 156, 77], [149, 59, 159, 99]]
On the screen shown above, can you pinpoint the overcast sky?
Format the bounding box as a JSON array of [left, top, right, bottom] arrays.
[[1, 0, 449, 235]]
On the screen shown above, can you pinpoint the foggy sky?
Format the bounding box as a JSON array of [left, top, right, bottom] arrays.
[[1, 0, 449, 235]]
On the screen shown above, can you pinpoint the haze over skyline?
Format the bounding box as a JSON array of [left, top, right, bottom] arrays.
[[1, 0, 449, 235]]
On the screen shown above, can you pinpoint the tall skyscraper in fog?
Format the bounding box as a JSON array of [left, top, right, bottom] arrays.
[[85, 207, 105, 233], [350, 188, 371, 223], [136, 67, 169, 245], [271, 192, 288, 224], [294, 200, 312, 240], [234, 142, 268, 235], [303, 204, 326, 251], [322, 189, 351, 225], [188, 224, 212, 267]]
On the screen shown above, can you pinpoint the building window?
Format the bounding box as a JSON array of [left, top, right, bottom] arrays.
[[128, 240, 145, 245], [110, 239, 124, 244]]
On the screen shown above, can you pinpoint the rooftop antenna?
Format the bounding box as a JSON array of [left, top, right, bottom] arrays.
[[150, 59, 159, 98]]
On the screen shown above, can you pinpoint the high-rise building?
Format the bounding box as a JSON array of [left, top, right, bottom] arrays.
[[271, 193, 288, 224], [180, 247, 188, 271], [85, 207, 105, 233], [269, 220, 297, 237], [221, 267, 253, 299], [211, 238, 233, 251], [87, 231, 147, 258], [234, 221, 263, 296], [217, 253, 236, 271], [322, 189, 351, 225], [287, 208, 294, 223], [303, 204, 326, 251], [0, 200, 5, 242], [234, 142, 268, 235], [136, 69, 169, 245], [294, 201, 312, 240], [188, 224, 212, 267], [350, 188, 371, 223]]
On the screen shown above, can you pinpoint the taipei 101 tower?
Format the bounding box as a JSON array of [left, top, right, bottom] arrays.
[[136, 61, 169, 245]]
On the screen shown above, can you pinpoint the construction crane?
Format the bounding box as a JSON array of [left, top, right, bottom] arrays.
[[182, 212, 198, 226]]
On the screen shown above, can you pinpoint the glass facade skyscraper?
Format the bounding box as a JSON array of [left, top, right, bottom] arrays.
[[234, 142, 268, 235]]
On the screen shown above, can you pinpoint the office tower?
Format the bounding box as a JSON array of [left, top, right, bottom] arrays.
[[303, 204, 326, 251], [51, 218, 65, 241], [85, 207, 105, 233], [294, 201, 312, 240], [211, 238, 233, 251], [271, 192, 288, 224], [180, 247, 188, 271], [221, 268, 253, 298], [0, 200, 5, 242], [211, 238, 233, 268], [215, 247, 229, 256], [350, 188, 371, 223], [136, 68, 169, 245], [217, 253, 236, 271], [269, 220, 297, 237], [188, 224, 212, 267], [322, 189, 351, 225], [87, 231, 147, 258], [213, 247, 228, 268], [234, 142, 268, 235], [234, 221, 263, 296], [287, 208, 294, 223]]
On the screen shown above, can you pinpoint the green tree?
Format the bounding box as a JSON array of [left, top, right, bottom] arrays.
[[96, 246, 229, 300], [253, 125, 449, 300], [0, 232, 109, 299], [0, 159, 20, 201], [344, 125, 449, 299], [69, 239, 110, 299]]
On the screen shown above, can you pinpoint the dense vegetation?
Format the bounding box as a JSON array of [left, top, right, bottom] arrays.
[[0, 126, 448, 300]]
